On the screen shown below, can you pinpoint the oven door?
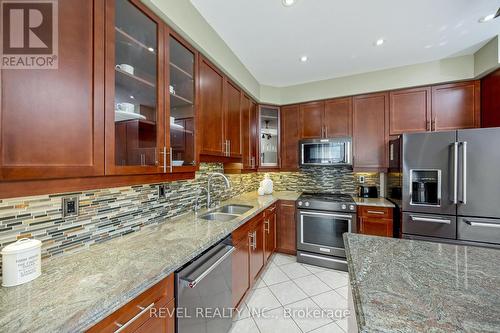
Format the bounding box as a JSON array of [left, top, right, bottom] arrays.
[[297, 210, 354, 258]]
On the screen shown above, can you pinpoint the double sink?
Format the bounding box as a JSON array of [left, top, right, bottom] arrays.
[[199, 204, 253, 222]]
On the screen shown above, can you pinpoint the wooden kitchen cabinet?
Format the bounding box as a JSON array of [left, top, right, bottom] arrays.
[[249, 217, 265, 282], [105, 0, 167, 175], [431, 81, 481, 131], [299, 98, 352, 140], [264, 204, 277, 262], [88, 275, 174, 333], [389, 87, 431, 135], [241, 95, 258, 170], [357, 206, 393, 238], [225, 80, 242, 157], [277, 201, 297, 254], [324, 97, 353, 137], [167, 32, 197, 169], [198, 57, 225, 156], [300, 101, 325, 138], [232, 229, 250, 307], [0, 0, 105, 181], [280, 105, 300, 170], [353, 92, 389, 171]]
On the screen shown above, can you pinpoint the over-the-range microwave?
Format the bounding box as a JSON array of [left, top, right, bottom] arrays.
[[299, 137, 352, 166]]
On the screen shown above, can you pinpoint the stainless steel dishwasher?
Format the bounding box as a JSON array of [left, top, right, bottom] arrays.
[[175, 236, 235, 333]]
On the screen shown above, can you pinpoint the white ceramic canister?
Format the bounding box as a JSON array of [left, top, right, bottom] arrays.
[[1, 238, 42, 287]]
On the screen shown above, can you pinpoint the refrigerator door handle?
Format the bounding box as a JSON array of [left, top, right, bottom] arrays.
[[452, 142, 458, 204], [460, 141, 467, 204]]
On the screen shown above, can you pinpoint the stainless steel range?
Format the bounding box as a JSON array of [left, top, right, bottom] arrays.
[[296, 193, 357, 271]]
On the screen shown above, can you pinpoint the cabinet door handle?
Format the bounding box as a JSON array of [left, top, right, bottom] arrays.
[[264, 219, 270, 233], [228, 140, 231, 156], [115, 302, 155, 332]]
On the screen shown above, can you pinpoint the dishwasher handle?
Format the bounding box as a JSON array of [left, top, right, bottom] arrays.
[[182, 245, 235, 289]]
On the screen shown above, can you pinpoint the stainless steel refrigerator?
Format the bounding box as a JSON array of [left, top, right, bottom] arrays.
[[402, 127, 500, 248]]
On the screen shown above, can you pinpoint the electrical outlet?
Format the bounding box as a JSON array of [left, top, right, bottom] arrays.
[[359, 175, 365, 184], [158, 184, 166, 198], [62, 196, 79, 217]]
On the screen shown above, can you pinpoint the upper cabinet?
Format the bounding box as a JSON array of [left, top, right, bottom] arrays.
[[168, 33, 197, 169], [280, 105, 300, 171], [300, 101, 324, 138], [105, 0, 166, 175], [259, 106, 280, 168], [198, 57, 225, 156], [299, 98, 352, 139], [198, 57, 243, 159], [390, 87, 432, 135], [431, 81, 480, 131], [225, 81, 242, 157], [324, 97, 353, 137], [0, 0, 105, 181], [353, 93, 389, 171], [241, 96, 258, 170]]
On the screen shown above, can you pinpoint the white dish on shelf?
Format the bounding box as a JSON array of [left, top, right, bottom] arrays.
[[172, 160, 184, 167], [115, 111, 146, 122]]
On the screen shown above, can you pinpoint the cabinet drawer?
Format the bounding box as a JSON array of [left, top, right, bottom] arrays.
[[359, 206, 393, 219], [88, 275, 174, 333]]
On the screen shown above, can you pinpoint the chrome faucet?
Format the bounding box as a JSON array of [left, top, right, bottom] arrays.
[[193, 187, 208, 215], [207, 172, 231, 208]]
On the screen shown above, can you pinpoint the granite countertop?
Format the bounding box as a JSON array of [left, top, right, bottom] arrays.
[[353, 197, 395, 208], [0, 191, 300, 333], [344, 233, 500, 332]]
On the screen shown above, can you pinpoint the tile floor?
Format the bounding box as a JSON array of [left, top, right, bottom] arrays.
[[229, 253, 352, 333]]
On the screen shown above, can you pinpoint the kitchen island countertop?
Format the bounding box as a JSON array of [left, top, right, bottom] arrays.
[[0, 191, 300, 333], [344, 233, 500, 332]]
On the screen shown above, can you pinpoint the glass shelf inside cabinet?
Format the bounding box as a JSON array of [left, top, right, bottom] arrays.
[[169, 36, 195, 167], [114, 0, 158, 167], [260, 106, 279, 167]]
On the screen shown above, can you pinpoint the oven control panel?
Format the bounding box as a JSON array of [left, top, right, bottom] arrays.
[[297, 200, 357, 211]]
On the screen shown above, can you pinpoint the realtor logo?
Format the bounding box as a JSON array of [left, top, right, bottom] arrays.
[[1, 0, 58, 69]]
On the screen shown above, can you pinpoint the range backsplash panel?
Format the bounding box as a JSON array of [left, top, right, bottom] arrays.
[[0, 164, 378, 272]]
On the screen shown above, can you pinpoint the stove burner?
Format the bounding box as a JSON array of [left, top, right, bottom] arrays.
[[297, 192, 356, 212]]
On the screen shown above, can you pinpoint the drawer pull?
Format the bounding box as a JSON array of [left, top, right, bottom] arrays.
[[268, 206, 276, 212], [115, 302, 155, 332], [466, 221, 500, 229], [367, 210, 385, 215], [410, 216, 451, 224]]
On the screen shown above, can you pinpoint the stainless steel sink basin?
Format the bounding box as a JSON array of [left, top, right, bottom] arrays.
[[199, 212, 240, 222], [214, 204, 253, 215]]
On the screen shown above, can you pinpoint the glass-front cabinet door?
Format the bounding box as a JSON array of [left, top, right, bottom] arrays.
[[259, 106, 280, 168], [106, 0, 165, 174], [168, 34, 196, 169]]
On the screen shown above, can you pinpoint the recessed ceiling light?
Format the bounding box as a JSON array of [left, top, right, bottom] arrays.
[[300, 56, 308, 62], [375, 39, 385, 46], [130, 95, 135, 99], [148, 47, 155, 52], [282, 0, 295, 7], [478, 14, 495, 23]]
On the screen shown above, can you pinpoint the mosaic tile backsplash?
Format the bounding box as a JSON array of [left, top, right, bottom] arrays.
[[0, 163, 378, 272]]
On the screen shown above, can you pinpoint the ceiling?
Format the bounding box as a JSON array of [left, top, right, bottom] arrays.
[[190, 0, 500, 87]]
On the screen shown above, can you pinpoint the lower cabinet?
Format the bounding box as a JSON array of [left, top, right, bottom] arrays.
[[264, 204, 277, 262], [232, 203, 279, 308], [277, 201, 297, 254], [87, 275, 174, 333], [249, 216, 265, 282], [232, 231, 251, 308], [357, 206, 394, 237]]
